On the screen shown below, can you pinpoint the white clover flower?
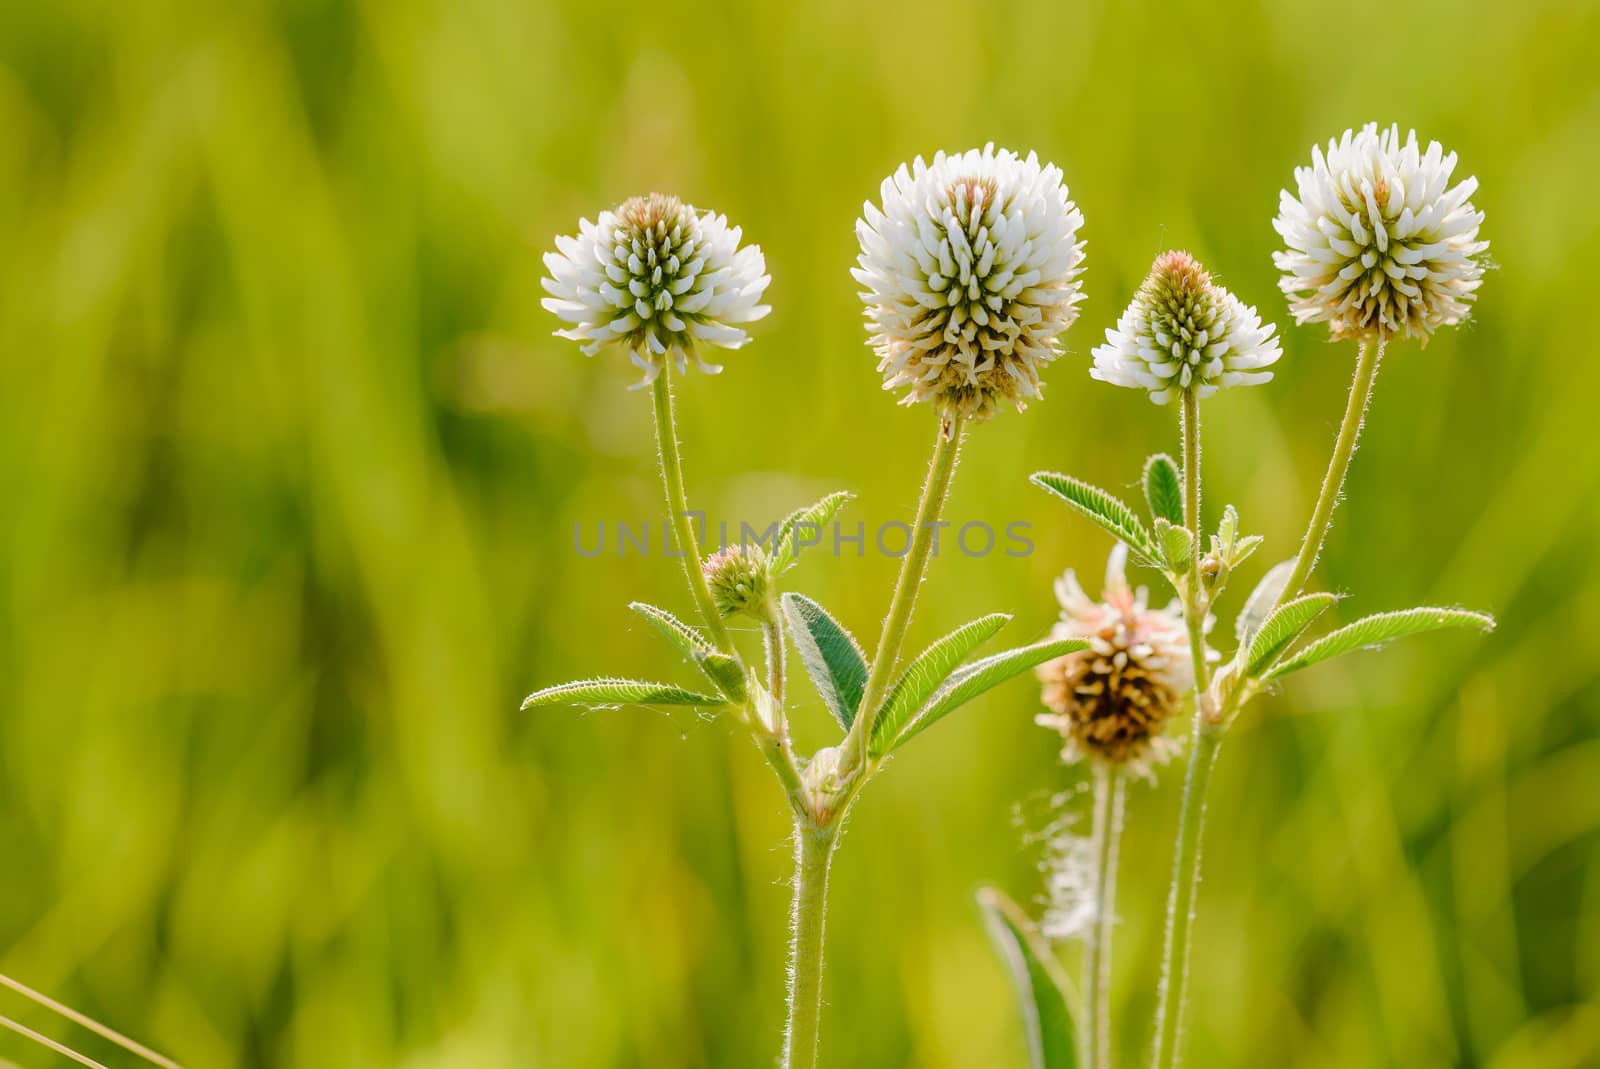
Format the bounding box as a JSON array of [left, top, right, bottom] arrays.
[[1273, 123, 1488, 344], [1035, 545, 1192, 771], [1091, 251, 1281, 405], [541, 193, 771, 387], [852, 144, 1086, 421]]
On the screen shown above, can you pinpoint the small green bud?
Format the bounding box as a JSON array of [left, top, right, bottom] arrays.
[[704, 543, 775, 620]]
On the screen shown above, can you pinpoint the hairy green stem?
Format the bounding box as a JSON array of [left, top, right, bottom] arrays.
[[1086, 765, 1126, 1069], [1150, 390, 1221, 1069], [783, 823, 838, 1069], [1179, 391, 1212, 699], [764, 612, 788, 718], [1281, 339, 1385, 600], [840, 412, 966, 777], [651, 366, 732, 652], [1151, 722, 1223, 1069]]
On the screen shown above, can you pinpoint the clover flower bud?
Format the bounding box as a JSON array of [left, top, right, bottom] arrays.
[[703, 542, 774, 620], [1091, 251, 1281, 404]]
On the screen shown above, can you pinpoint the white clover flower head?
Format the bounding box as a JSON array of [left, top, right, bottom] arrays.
[[541, 193, 771, 387], [1091, 251, 1282, 405], [1034, 545, 1192, 772], [1273, 123, 1488, 344], [852, 144, 1086, 421]]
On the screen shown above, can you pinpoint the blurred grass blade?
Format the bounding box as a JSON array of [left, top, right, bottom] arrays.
[[0, 1014, 110, 1069], [1031, 473, 1160, 565], [629, 602, 713, 660], [1143, 453, 1185, 526], [782, 592, 867, 729], [521, 678, 729, 710], [1265, 607, 1496, 680], [869, 613, 1011, 753], [884, 638, 1088, 753], [772, 491, 852, 572], [1245, 593, 1339, 677], [0, 973, 181, 1068], [976, 887, 1079, 1069], [1235, 559, 1294, 644]]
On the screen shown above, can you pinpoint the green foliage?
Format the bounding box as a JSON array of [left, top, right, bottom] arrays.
[[1143, 454, 1185, 527], [1265, 608, 1496, 680], [782, 593, 868, 729], [695, 650, 750, 702], [772, 491, 853, 573], [869, 613, 1011, 753], [1236, 560, 1295, 644], [1245, 593, 1339, 677], [1154, 518, 1193, 574], [977, 887, 1079, 1069], [880, 637, 1089, 754], [1031, 472, 1160, 565], [521, 677, 731, 711], [631, 601, 714, 658]]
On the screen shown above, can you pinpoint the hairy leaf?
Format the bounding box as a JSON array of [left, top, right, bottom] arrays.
[[522, 677, 728, 711], [977, 887, 1079, 1069], [772, 491, 853, 573], [694, 650, 749, 702], [1235, 559, 1294, 644], [869, 613, 1012, 753], [1245, 593, 1338, 677], [1155, 518, 1193, 574], [630, 602, 713, 659], [1230, 533, 1264, 566], [1031, 473, 1160, 565], [884, 637, 1090, 753], [782, 593, 867, 729], [1265, 608, 1495, 680], [1143, 453, 1185, 527]]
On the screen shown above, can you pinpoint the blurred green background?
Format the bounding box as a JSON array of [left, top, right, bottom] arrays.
[[1, 0, 1597, 1066]]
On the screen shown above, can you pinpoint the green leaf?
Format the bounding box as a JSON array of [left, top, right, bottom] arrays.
[[1030, 473, 1160, 565], [630, 602, 713, 659], [694, 650, 749, 702], [977, 887, 1079, 1069], [883, 637, 1090, 753], [1154, 518, 1193, 574], [1245, 593, 1339, 677], [1142, 453, 1185, 527], [1235, 559, 1294, 644], [1265, 607, 1496, 680], [772, 491, 853, 573], [869, 613, 1012, 753], [782, 593, 867, 729], [522, 677, 729, 711], [1230, 533, 1264, 567]]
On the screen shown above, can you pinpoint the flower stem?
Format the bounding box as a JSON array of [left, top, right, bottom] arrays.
[[651, 365, 732, 652], [1150, 720, 1223, 1069], [1150, 390, 1220, 1069], [783, 821, 838, 1069], [1180, 392, 1213, 700], [840, 412, 966, 776], [1085, 765, 1126, 1069], [1281, 339, 1385, 600]]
